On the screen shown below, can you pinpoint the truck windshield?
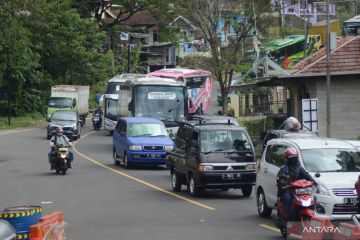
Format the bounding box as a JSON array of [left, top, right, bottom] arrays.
[[127, 123, 168, 137], [200, 130, 252, 153], [134, 86, 185, 121], [301, 148, 360, 172], [48, 97, 72, 108]]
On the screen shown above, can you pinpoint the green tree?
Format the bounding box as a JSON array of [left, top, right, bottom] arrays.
[[0, 0, 40, 121]]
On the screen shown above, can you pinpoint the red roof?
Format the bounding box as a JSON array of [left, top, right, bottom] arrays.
[[294, 36, 360, 74]]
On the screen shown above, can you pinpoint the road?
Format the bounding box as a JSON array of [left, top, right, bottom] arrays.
[[0, 124, 283, 240]]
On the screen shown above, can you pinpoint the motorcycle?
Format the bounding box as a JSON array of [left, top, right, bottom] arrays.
[[92, 111, 102, 130], [51, 144, 69, 175], [273, 179, 315, 238]]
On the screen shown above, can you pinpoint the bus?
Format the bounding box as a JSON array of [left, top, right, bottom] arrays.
[[263, 35, 322, 66], [104, 74, 146, 134], [117, 77, 187, 137], [149, 68, 212, 114]]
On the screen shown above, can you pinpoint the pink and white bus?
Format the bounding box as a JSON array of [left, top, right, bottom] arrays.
[[149, 68, 212, 114]]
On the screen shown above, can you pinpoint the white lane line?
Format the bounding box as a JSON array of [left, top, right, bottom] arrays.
[[0, 127, 45, 136]]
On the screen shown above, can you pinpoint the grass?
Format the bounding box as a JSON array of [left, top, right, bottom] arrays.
[[0, 113, 46, 130]]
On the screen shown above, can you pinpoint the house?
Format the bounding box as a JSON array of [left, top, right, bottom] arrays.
[[233, 36, 360, 139], [169, 15, 210, 58], [217, 10, 247, 47]]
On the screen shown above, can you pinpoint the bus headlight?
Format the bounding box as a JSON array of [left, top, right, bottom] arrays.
[[129, 145, 142, 151]]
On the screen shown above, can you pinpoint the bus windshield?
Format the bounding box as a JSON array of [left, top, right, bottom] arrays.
[[106, 82, 122, 94], [134, 86, 185, 121]]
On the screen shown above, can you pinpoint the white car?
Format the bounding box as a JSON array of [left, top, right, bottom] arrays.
[[256, 138, 360, 220]]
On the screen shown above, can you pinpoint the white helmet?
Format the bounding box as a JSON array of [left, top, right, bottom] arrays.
[[284, 117, 301, 131]]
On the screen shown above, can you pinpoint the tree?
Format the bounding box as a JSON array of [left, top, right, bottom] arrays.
[[0, 0, 39, 122], [190, 0, 271, 114]]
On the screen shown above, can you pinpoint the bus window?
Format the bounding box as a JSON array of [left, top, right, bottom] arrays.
[[185, 76, 206, 88]]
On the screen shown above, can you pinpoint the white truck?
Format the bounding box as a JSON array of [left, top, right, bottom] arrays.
[[47, 85, 90, 125]]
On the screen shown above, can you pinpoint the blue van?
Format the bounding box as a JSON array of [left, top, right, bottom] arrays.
[[112, 117, 174, 168]]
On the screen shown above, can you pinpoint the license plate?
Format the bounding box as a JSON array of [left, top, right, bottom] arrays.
[[222, 173, 241, 180], [147, 154, 160, 159], [344, 198, 358, 205]]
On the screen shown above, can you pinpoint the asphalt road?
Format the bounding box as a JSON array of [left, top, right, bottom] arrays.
[[0, 123, 283, 240]]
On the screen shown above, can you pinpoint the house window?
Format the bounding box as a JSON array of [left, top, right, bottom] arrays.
[[165, 47, 170, 63], [153, 31, 158, 42]]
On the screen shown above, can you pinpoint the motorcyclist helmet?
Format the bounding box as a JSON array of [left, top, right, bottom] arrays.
[[285, 147, 299, 166], [55, 127, 63, 136]]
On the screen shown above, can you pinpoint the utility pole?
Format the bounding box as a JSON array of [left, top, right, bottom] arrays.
[[326, 0, 331, 137], [6, 51, 11, 125]]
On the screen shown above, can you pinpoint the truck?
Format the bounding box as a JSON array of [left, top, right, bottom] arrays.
[[167, 119, 257, 197], [104, 74, 146, 135], [47, 85, 90, 125], [117, 76, 188, 138]]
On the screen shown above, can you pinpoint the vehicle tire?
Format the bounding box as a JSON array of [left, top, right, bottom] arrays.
[[113, 148, 120, 166], [171, 171, 182, 192], [241, 185, 253, 197], [124, 153, 131, 169], [188, 175, 201, 197], [257, 188, 272, 218], [61, 161, 68, 175]]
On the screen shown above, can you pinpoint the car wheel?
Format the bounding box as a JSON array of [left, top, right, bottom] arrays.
[[171, 171, 182, 192], [113, 148, 120, 166], [257, 188, 272, 218], [124, 153, 131, 169], [188, 175, 201, 197]]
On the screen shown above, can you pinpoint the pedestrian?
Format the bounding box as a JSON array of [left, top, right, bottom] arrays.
[[95, 91, 102, 108], [355, 175, 360, 213]]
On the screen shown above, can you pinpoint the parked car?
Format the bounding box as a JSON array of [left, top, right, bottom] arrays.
[[167, 120, 257, 197], [256, 137, 360, 220], [47, 110, 82, 140], [260, 129, 317, 154], [112, 117, 174, 168]]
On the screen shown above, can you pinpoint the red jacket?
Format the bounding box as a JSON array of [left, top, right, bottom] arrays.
[[355, 180, 360, 197]]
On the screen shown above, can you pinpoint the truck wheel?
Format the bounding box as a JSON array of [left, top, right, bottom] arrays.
[[188, 175, 201, 197], [241, 185, 253, 197], [171, 171, 182, 192]]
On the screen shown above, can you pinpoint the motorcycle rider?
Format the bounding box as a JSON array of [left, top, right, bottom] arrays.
[[277, 147, 316, 221], [48, 127, 73, 169]]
